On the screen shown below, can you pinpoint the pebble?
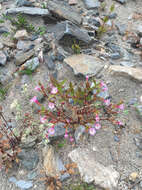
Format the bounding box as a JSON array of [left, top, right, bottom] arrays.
[[21, 57, 39, 71], [44, 55, 55, 70], [0, 42, 4, 49], [114, 135, 120, 142], [9, 177, 33, 189], [110, 52, 121, 60], [0, 51, 7, 66], [129, 172, 139, 182], [14, 30, 28, 40]]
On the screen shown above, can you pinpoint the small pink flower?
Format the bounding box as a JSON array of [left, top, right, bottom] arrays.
[[66, 119, 70, 123], [46, 134, 48, 139], [104, 99, 110, 106], [34, 86, 40, 91], [86, 75, 89, 81], [100, 82, 108, 91], [95, 114, 100, 122], [70, 136, 74, 142], [117, 104, 124, 110], [89, 128, 96, 136], [48, 127, 55, 135], [51, 87, 58, 94], [48, 102, 55, 109], [30, 96, 40, 105], [116, 121, 123, 126], [64, 133, 68, 139], [40, 116, 47, 123], [95, 123, 101, 130]]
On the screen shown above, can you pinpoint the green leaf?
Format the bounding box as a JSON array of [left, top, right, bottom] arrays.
[[110, 4, 115, 12], [103, 16, 109, 23]]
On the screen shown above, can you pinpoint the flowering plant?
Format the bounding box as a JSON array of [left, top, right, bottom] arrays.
[[31, 76, 124, 141]]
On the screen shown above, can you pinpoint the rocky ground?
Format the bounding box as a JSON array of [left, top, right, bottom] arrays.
[[0, 0, 142, 189]]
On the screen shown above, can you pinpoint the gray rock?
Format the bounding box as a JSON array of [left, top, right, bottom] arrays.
[[48, 122, 66, 139], [48, 0, 81, 25], [0, 26, 9, 34], [116, 23, 127, 36], [18, 149, 39, 170], [128, 98, 137, 106], [15, 49, 34, 65], [22, 57, 39, 71], [109, 66, 142, 82], [0, 42, 4, 49], [0, 51, 7, 66], [50, 21, 91, 45], [120, 61, 134, 67], [84, 0, 100, 9], [110, 52, 122, 60], [134, 135, 142, 150], [109, 13, 117, 19], [115, 0, 127, 4], [137, 25, 142, 37], [17, 40, 34, 51], [64, 54, 105, 77], [27, 171, 37, 180], [16, 180, 33, 189], [136, 105, 142, 121], [5, 7, 50, 16], [43, 145, 70, 181], [68, 148, 120, 190], [44, 55, 55, 70], [20, 136, 37, 149], [74, 125, 85, 143], [15, 0, 33, 7]]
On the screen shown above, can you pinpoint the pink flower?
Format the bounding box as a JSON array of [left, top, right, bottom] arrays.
[[64, 133, 68, 139], [117, 104, 124, 110], [51, 87, 58, 94], [48, 127, 55, 135], [86, 75, 89, 81], [46, 134, 48, 139], [89, 128, 96, 136], [116, 121, 123, 126], [100, 82, 108, 91], [95, 114, 100, 122], [104, 99, 110, 106], [40, 116, 47, 123], [30, 96, 40, 105], [34, 86, 40, 91], [95, 123, 101, 130], [70, 136, 74, 142], [48, 102, 55, 109]]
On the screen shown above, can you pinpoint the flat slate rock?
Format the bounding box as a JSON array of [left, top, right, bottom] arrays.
[[64, 54, 105, 76], [48, 0, 82, 25], [49, 21, 91, 45], [5, 7, 50, 16]]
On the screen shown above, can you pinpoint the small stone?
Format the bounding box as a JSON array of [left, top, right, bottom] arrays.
[[109, 13, 117, 19], [137, 25, 142, 37], [18, 149, 39, 170], [110, 52, 121, 60], [15, 49, 35, 65], [74, 125, 85, 143], [114, 136, 120, 142], [116, 23, 127, 36], [64, 54, 105, 77], [68, 148, 120, 189], [14, 30, 28, 40], [48, 0, 82, 25], [5, 7, 50, 16], [136, 105, 142, 121], [115, 0, 126, 4], [0, 42, 4, 49], [129, 172, 139, 182], [84, 0, 100, 9], [128, 98, 137, 106], [120, 61, 134, 67], [44, 55, 55, 70], [17, 40, 34, 51], [21, 136, 37, 148], [15, 0, 33, 7], [0, 26, 9, 34], [21, 57, 39, 71], [69, 0, 77, 5], [134, 135, 142, 150], [109, 66, 142, 82], [42, 145, 70, 181], [50, 21, 91, 45], [16, 180, 33, 189], [0, 51, 7, 66]]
